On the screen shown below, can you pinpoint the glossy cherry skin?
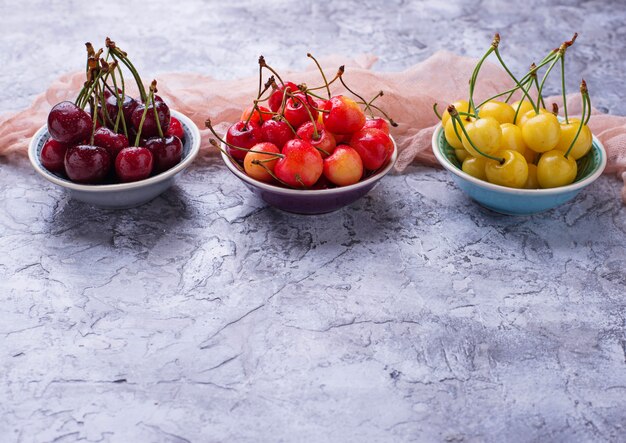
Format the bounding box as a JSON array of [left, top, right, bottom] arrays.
[[243, 142, 281, 183], [261, 119, 293, 150], [100, 90, 138, 128], [144, 135, 183, 173], [115, 146, 154, 182], [274, 139, 323, 188], [322, 96, 366, 135], [131, 95, 171, 138], [323, 145, 363, 186], [41, 139, 70, 173], [48, 101, 92, 144], [64, 145, 111, 183], [296, 121, 336, 157], [226, 120, 264, 161], [283, 93, 318, 129], [349, 128, 393, 170], [93, 127, 129, 161], [268, 81, 299, 112], [167, 116, 185, 139], [241, 105, 273, 125], [362, 117, 390, 134]]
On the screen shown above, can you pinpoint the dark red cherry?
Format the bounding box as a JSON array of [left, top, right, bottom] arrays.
[[283, 93, 318, 129], [40, 139, 70, 173], [225, 120, 263, 161], [64, 145, 111, 183], [93, 127, 129, 161], [131, 95, 171, 138], [144, 135, 183, 173], [115, 146, 153, 182], [268, 81, 299, 112], [100, 90, 138, 128], [48, 101, 92, 144], [167, 116, 184, 139], [261, 119, 293, 150]]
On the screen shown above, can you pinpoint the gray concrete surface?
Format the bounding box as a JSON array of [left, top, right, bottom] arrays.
[[1, 1, 625, 442]]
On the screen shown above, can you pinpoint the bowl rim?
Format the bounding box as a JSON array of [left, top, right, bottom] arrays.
[[431, 122, 607, 195], [28, 109, 201, 192], [220, 133, 398, 195]]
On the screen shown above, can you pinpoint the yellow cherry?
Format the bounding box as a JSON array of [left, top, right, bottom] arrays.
[[461, 117, 502, 157], [478, 101, 515, 124], [516, 108, 550, 128], [485, 150, 528, 188], [500, 123, 536, 164], [555, 118, 593, 160], [511, 99, 535, 124], [444, 117, 473, 150], [462, 156, 488, 181], [522, 112, 561, 153], [455, 148, 470, 162], [537, 150, 577, 188], [524, 164, 540, 189], [442, 100, 474, 127]]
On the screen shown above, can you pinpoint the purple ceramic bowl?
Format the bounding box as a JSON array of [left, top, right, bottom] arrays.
[[220, 137, 398, 214]]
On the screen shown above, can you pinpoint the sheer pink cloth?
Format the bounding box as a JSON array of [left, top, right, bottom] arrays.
[[2, 51, 625, 201]]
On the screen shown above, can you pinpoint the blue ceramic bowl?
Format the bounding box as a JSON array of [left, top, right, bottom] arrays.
[[28, 110, 201, 209], [221, 137, 398, 214], [431, 123, 607, 215]]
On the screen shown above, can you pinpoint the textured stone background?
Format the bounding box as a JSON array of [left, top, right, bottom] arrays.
[[1, 1, 625, 442]]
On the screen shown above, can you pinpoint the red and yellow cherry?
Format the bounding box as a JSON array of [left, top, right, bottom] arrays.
[[261, 119, 293, 150], [268, 81, 299, 112], [64, 145, 111, 183], [362, 117, 390, 134], [461, 117, 502, 157], [524, 164, 539, 189], [47, 101, 92, 144], [461, 156, 488, 181], [349, 128, 393, 170], [167, 116, 184, 139], [537, 150, 577, 188], [555, 118, 592, 159], [93, 127, 129, 160], [511, 99, 535, 124], [522, 112, 561, 153], [441, 100, 473, 127], [455, 148, 470, 162], [243, 142, 281, 183], [41, 139, 70, 173], [485, 150, 528, 188], [225, 120, 263, 161], [274, 139, 323, 188], [283, 93, 318, 129], [322, 96, 366, 135], [241, 105, 273, 125], [444, 117, 472, 150], [115, 146, 153, 182], [296, 121, 336, 157], [478, 101, 515, 124], [323, 145, 363, 186], [144, 135, 183, 174]]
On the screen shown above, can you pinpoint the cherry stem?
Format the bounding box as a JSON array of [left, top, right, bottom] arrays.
[[450, 107, 504, 164], [355, 102, 398, 127], [468, 43, 496, 116], [134, 89, 154, 146], [110, 47, 147, 102], [204, 119, 285, 158], [564, 82, 588, 159], [289, 91, 319, 139], [535, 48, 563, 114], [109, 67, 128, 138], [150, 81, 164, 138], [339, 74, 371, 113], [560, 55, 569, 124], [251, 160, 294, 188], [433, 103, 443, 120], [209, 139, 245, 173], [307, 66, 344, 92], [493, 48, 538, 112], [513, 78, 535, 123], [259, 56, 284, 86], [307, 53, 331, 99]]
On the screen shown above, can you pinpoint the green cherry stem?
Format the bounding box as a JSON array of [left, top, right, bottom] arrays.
[[259, 56, 284, 86], [560, 55, 569, 124], [134, 89, 154, 146], [564, 80, 588, 159], [449, 106, 504, 163], [535, 47, 563, 114], [493, 48, 538, 112], [307, 53, 331, 99], [150, 80, 164, 138], [209, 139, 245, 173], [433, 103, 443, 120]]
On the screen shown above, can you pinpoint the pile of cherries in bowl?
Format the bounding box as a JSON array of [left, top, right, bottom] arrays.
[[206, 54, 397, 189], [40, 38, 185, 184]]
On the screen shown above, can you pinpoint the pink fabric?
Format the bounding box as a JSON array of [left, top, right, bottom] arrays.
[[2, 51, 625, 200]]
